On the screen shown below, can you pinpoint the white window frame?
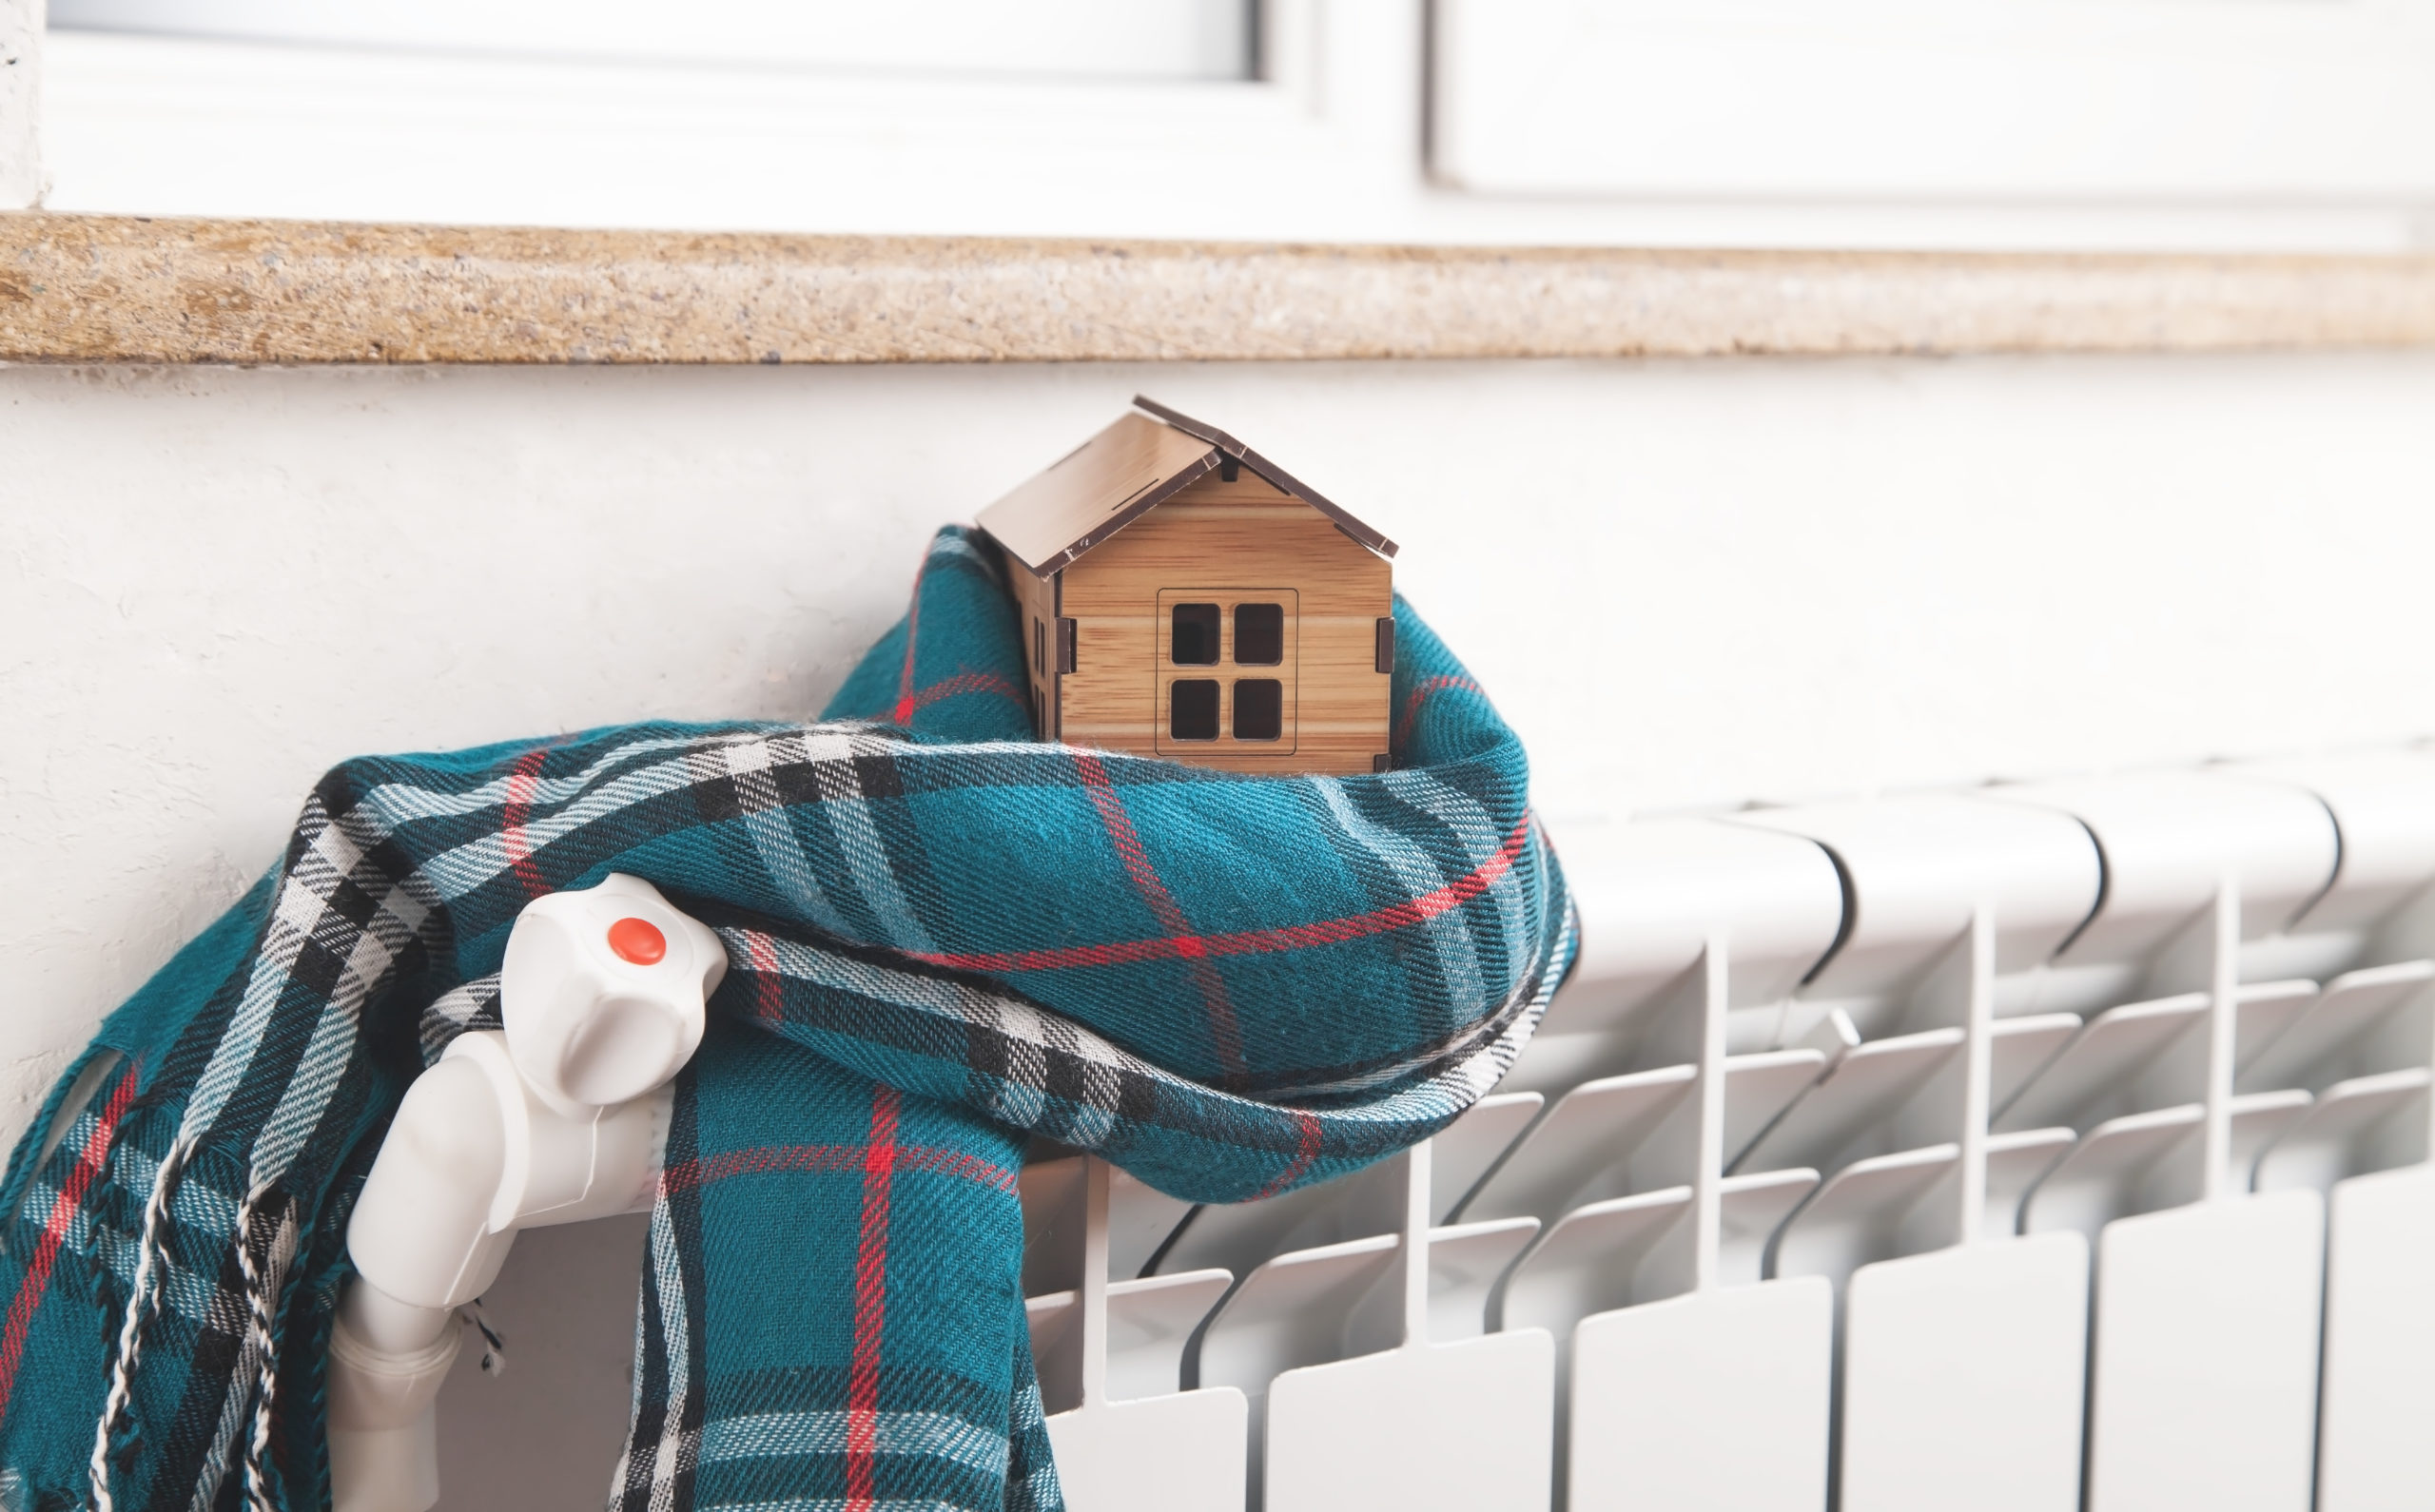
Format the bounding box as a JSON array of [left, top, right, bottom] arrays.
[[1431, 0, 2435, 206], [29, 0, 1423, 240], [10, 0, 2435, 251], [1, 0, 37, 207]]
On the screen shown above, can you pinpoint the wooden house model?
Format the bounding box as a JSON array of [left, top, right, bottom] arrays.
[[976, 397, 1397, 776]]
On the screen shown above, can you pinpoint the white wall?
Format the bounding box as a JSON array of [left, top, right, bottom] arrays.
[[13, 354, 2435, 1154], [12, 351, 2435, 1505]]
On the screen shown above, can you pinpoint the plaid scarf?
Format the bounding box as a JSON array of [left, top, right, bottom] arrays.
[[0, 526, 1573, 1512]]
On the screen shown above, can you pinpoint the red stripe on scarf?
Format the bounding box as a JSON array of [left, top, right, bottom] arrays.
[[906, 670, 1023, 715], [660, 1141, 1013, 1196], [745, 930, 785, 1023], [0, 1064, 141, 1417], [890, 554, 928, 727], [501, 746, 552, 898], [911, 817, 1530, 976], [1393, 673, 1483, 751], [846, 1084, 902, 1511], [1253, 1111, 1325, 1201], [1071, 750, 1246, 1077]]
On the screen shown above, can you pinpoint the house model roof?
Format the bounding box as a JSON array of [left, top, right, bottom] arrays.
[[974, 396, 1399, 577]]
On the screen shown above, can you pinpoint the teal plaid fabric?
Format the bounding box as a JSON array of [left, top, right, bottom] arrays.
[[0, 526, 1574, 1511]]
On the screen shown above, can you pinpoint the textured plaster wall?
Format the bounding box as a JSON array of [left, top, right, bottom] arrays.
[[10, 352, 2435, 1504]]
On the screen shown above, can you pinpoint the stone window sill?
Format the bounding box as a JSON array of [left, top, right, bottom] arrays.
[[4, 212, 2433, 364]]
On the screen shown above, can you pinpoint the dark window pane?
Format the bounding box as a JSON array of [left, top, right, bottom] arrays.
[[1235, 602, 1283, 665], [1171, 603, 1220, 665], [1234, 679, 1283, 741], [1170, 679, 1219, 741]]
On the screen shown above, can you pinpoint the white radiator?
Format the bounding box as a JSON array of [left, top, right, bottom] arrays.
[[1016, 751, 2435, 1512]]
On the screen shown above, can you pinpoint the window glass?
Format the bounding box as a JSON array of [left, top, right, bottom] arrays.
[[48, 0, 1256, 82], [1171, 603, 1220, 666], [1234, 602, 1283, 665], [1170, 679, 1219, 741], [1233, 679, 1282, 741]]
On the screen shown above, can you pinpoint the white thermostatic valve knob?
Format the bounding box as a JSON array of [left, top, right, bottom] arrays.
[[498, 873, 728, 1115]]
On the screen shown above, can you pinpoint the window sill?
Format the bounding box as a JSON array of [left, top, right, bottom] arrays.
[[4, 212, 2434, 364]]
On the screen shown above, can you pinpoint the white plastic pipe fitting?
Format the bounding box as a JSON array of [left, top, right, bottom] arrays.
[[326, 874, 725, 1512], [499, 872, 726, 1115]]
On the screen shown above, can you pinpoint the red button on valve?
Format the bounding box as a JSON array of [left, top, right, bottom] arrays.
[[606, 916, 668, 965]]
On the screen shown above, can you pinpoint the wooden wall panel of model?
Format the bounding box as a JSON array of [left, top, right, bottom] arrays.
[[1007, 549, 1060, 740], [1057, 472, 1390, 776]]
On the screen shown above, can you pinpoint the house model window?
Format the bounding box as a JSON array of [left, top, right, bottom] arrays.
[[1160, 591, 1294, 746], [976, 397, 1398, 777]]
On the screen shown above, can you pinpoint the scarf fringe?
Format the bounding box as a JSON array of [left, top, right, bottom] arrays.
[[88, 1141, 297, 1512], [233, 1183, 300, 1512], [89, 1134, 193, 1512]]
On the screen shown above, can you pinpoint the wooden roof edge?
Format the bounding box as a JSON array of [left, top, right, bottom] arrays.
[[1130, 396, 1400, 560], [993, 447, 1221, 579]]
